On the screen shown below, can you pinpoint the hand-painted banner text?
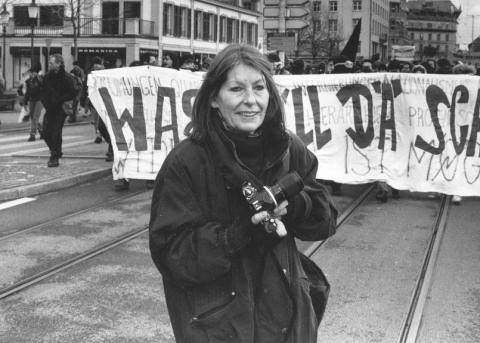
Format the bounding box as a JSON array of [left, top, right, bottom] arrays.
[[88, 66, 480, 196]]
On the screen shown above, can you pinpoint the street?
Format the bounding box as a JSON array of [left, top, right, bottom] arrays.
[[0, 111, 478, 342]]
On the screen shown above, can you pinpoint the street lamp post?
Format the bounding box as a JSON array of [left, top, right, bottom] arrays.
[[0, 5, 9, 82], [28, 0, 39, 68]]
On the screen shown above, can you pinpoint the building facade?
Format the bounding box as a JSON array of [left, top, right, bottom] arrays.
[[406, 0, 461, 61], [295, 0, 390, 64], [387, 0, 410, 61], [1, 0, 261, 89]]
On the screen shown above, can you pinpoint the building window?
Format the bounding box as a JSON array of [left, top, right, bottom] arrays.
[[313, 1, 321, 12], [437, 33, 441, 41], [445, 34, 449, 41], [14, 5, 65, 26], [173, 6, 183, 37], [227, 18, 234, 43], [353, 0, 362, 11], [410, 32, 414, 40], [329, 1, 337, 12], [203, 13, 211, 41], [40, 6, 64, 26], [428, 33, 432, 40], [313, 19, 321, 32], [196, 11, 205, 40], [124, 1, 141, 19], [220, 16, 226, 42], [163, 4, 172, 35], [329, 19, 337, 32], [427, 23, 432, 28]]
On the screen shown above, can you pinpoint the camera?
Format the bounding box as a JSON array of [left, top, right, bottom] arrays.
[[241, 172, 304, 235]]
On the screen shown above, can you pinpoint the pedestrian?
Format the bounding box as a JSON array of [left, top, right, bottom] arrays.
[[360, 59, 374, 73], [266, 52, 290, 75], [325, 57, 335, 74], [436, 58, 452, 74], [40, 53, 77, 167], [144, 53, 158, 66], [23, 63, 44, 142], [68, 61, 86, 123], [200, 57, 212, 72], [161, 52, 180, 70], [290, 58, 305, 74], [87, 57, 106, 144], [87, 56, 114, 163], [149, 44, 338, 343], [179, 53, 197, 71], [412, 64, 427, 73]]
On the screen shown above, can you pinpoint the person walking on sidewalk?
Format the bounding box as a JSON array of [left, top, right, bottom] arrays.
[[24, 63, 44, 142], [68, 61, 86, 123], [40, 53, 77, 167]]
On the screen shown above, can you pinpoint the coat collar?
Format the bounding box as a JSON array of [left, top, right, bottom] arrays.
[[207, 116, 291, 187]]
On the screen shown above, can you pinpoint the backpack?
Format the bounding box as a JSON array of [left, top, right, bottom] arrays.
[[72, 73, 83, 93]]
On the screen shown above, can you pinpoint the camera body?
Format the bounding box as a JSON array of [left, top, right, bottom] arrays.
[[242, 172, 304, 214]]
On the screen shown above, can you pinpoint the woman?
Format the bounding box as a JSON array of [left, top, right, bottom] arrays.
[[162, 52, 180, 70], [149, 44, 337, 343]]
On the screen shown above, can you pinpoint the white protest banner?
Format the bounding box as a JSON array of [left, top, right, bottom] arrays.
[[391, 45, 415, 62], [88, 66, 480, 196]]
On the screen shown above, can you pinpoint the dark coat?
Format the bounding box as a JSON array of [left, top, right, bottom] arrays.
[[149, 123, 338, 343], [24, 74, 43, 103], [40, 67, 76, 112]]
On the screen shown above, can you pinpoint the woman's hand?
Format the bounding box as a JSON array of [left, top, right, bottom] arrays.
[[250, 201, 288, 237]]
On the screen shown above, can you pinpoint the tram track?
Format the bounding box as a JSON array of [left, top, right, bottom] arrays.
[[0, 184, 375, 300], [398, 194, 452, 343], [0, 189, 147, 241], [304, 183, 375, 258]]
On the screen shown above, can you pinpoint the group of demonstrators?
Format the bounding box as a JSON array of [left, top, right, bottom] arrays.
[[272, 53, 478, 77]]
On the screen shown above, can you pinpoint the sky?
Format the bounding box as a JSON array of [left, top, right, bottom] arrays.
[[448, 0, 480, 48]]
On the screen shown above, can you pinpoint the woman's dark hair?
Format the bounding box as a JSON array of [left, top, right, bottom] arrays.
[[187, 44, 287, 142], [163, 52, 180, 70]]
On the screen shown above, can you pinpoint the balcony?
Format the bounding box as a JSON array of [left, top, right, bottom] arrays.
[[13, 17, 156, 38]]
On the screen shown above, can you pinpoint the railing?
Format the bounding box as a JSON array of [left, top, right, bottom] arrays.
[[13, 17, 156, 37]]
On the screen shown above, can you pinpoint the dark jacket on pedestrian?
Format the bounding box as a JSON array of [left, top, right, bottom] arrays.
[[40, 67, 76, 112], [149, 116, 338, 343], [24, 73, 43, 103]]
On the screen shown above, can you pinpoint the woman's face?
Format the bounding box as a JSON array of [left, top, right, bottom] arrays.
[[211, 63, 269, 134], [162, 55, 173, 68]]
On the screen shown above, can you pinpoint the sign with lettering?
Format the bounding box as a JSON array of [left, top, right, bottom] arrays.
[[88, 67, 480, 196]]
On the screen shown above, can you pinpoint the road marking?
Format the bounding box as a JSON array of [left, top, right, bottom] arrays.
[[0, 197, 36, 211], [0, 135, 83, 150], [0, 139, 94, 157]]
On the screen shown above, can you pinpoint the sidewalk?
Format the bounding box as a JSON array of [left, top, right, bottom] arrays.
[[0, 156, 113, 201], [0, 110, 113, 202]]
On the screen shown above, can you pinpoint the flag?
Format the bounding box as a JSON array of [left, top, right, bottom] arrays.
[[340, 20, 361, 61]]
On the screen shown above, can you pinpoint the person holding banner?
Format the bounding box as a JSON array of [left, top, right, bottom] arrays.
[[149, 44, 337, 343]]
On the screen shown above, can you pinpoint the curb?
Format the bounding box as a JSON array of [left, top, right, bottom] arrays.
[[0, 167, 112, 202]]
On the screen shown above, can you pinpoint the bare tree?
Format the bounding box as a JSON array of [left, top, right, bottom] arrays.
[[61, 0, 99, 61], [297, 7, 343, 63]]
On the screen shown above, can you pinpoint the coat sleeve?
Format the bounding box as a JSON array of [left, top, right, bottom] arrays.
[[62, 72, 77, 102], [149, 153, 252, 286], [285, 134, 338, 241]]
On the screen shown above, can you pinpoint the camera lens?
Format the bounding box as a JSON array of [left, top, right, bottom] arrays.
[[270, 172, 304, 203]]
